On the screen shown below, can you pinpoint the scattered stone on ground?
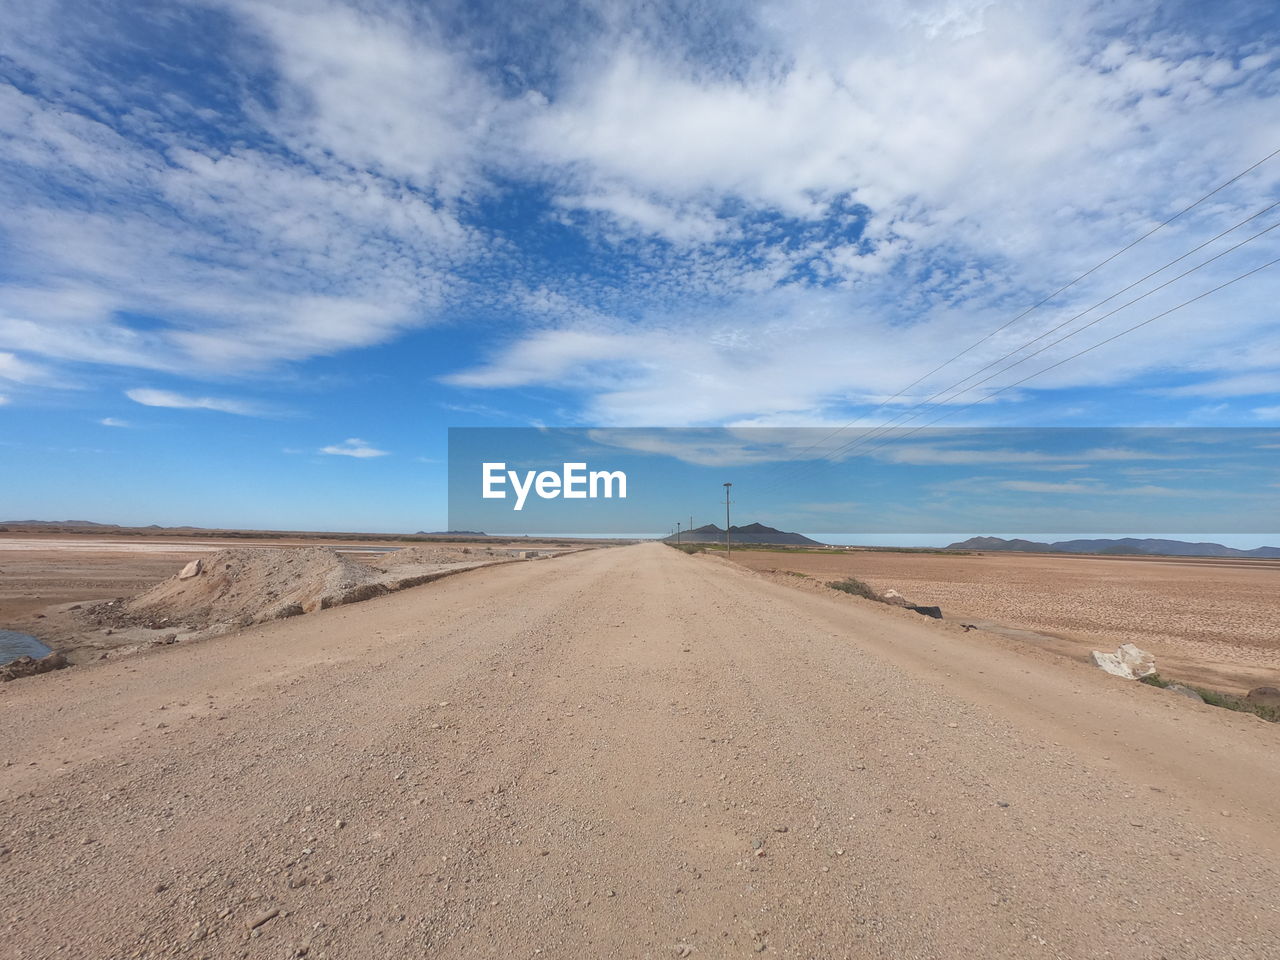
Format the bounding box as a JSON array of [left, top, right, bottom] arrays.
[[1091, 643, 1157, 680], [842, 583, 944, 620], [0, 650, 68, 682]]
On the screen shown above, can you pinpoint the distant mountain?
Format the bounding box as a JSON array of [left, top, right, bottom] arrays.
[[946, 536, 1280, 559], [0, 519, 111, 526], [415, 530, 488, 537], [669, 522, 824, 546]]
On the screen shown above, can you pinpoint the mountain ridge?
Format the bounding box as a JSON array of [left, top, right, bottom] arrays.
[[945, 536, 1280, 558], [666, 522, 824, 546]]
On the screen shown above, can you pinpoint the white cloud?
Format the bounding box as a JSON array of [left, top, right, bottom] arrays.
[[227, 0, 494, 197], [1000, 480, 1097, 494], [997, 479, 1204, 497], [1, 0, 1278, 430], [0, 350, 52, 384], [0, 29, 478, 378], [553, 190, 729, 245], [320, 438, 389, 458], [458, 2, 1280, 423], [125, 388, 259, 416], [1255, 406, 1280, 420], [99, 417, 129, 427], [0, 394, 8, 405]]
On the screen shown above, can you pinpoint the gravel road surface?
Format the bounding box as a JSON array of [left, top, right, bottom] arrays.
[[3, 543, 1277, 959]]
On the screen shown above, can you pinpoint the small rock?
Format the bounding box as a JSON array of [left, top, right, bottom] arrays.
[[0, 651, 69, 682], [1246, 686, 1280, 707], [1091, 643, 1156, 680], [907, 604, 943, 619], [248, 908, 280, 930]]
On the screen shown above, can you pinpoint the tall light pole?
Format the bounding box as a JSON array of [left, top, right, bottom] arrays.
[[676, 521, 681, 546], [723, 482, 733, 558]]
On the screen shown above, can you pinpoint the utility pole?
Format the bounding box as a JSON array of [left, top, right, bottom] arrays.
[[676, 521, 681, 545], [723, 482, 733, 558]]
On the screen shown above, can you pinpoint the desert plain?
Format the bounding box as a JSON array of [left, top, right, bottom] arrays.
[[1, 533, 1278, 959], [729, 547, 1280, 694]]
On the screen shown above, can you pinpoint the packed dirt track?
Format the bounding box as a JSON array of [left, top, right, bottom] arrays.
[[3, 543, 1278, 959]]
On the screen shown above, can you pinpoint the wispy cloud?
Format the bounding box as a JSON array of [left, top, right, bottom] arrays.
[[125, 388, 259, 416], [1000, 480, 1098, 494], [0, 350, 53, 384], [320, 438, 389, 458], [1254, 406, 1280, 420], [1, 0, 1279, 429], [99, 417, 129, 427], [997, 479, 1208, 498]]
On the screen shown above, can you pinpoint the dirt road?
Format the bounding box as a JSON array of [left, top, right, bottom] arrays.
[[3, 544, 1278, 959]]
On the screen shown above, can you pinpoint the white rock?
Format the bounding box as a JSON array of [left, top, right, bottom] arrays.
[[1091, 643, 1156, 680], [178, 559, 203, 580]]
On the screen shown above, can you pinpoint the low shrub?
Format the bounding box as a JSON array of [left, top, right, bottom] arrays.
[[828, 577, 877, 600], [1141, 673, 1278, 723]]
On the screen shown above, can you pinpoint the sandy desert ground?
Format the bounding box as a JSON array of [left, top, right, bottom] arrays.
[[727, 548, 1280, 694], [2, 543, 1280, 959], [0, 534, 585, 662]]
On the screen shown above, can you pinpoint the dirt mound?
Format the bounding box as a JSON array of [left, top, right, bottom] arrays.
[[373, 545, 482, 567], [121, 547, 385, 629]]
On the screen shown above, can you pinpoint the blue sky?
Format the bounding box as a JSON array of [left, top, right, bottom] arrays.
[[1, 0, 1278, 535], [448, 428, 1280, 539]]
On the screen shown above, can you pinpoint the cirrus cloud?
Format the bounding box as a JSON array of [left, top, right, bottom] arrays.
[[320, 438, 389, 458], [125, 388, 260, 416]]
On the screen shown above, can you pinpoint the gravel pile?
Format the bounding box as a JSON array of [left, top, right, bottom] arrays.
[[117, 547, 386, 628]]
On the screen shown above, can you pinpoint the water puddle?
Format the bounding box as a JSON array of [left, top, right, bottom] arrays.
[[0, 629, 53, 666]]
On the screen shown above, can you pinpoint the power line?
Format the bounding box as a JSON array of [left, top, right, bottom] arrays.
[[751, 195, 1280, 504], [853, 253, 1280, 457], [822, 201, 1280, 451], [754, 146, 1280, 488], [743, 238, 1280, 515], [805, 214, 1280, 466]]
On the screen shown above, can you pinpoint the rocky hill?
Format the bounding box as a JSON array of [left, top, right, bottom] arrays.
[[668, 522, 824, 546], [945, 536, 1280, 558]]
